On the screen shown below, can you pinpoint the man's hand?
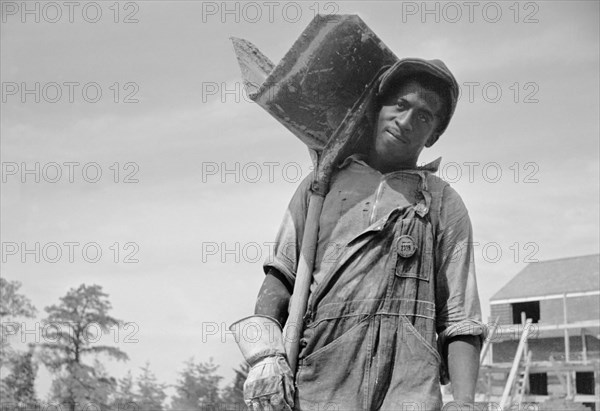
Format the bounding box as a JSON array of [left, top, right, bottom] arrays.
[[244, 354, 295, 410], [229, 315, 294, 410]]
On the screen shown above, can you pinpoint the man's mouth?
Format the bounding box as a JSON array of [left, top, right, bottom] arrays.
[[385, 129, 406, 143]]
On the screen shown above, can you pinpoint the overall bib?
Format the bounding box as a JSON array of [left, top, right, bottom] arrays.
[[294, 160, 447, 411]]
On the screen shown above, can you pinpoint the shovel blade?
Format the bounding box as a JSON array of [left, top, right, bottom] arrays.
[[230, 37, 275, 97], [231, 14, 397, 153]]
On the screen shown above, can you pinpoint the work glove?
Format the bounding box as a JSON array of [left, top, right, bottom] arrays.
[[244, 354, 294, 410], [229, 315, 295, 411]]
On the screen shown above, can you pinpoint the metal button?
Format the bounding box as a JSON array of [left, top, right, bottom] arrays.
[[396, 235, 417, 258]]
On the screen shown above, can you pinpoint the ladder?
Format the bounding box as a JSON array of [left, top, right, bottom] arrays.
[[498, 318, 533, 410], [514, 350, 533, 406], [480, 316, 500, 365]]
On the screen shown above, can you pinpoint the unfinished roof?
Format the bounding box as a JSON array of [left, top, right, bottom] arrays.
[[491, 254, 600, 301]]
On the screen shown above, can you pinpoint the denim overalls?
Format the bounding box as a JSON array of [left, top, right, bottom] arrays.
[[265, 156, 484, 411]]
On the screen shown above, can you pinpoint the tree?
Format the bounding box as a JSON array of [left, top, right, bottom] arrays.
[[0, 278, 36, 365], [112, 371, 137, 409], [220, 362, 249, 409], [170, 358, 222, 411], [136, 363, 167, 411], [110, 365, 168, 411], [0, 278, 38, 407], [48, 360, 117, 411], [40, 284, 128, 411], [1, 344, 38, 409]]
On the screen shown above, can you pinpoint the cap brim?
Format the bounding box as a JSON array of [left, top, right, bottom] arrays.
[[378, 58, 458, 98]]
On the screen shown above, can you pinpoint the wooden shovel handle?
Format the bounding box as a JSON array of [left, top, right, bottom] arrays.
[[283, 192, 325, 373]]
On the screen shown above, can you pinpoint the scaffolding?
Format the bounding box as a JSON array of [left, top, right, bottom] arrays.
[[478, 311, 600, 410]]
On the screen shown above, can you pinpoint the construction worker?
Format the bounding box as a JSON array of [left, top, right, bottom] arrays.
[[231, 58, 486, 411]]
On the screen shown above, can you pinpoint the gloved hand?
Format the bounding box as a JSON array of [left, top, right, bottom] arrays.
[[244, 354, 294, 410], [229, 315, 295, 411]]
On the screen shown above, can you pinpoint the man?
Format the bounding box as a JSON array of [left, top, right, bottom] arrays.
[[231, 58, 486, 410]]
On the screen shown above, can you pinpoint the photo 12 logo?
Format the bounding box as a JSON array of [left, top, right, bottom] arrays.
[[1, 162, 140, 184], [1, 321, 139, 344], [1, 1, 140, 24], [2, 242, 140, 264], [201, 241, 347, 264], [0, 401, 142, 411], [450, 241, 540, 264], [201, 161, 308, 184], [201, 1, 339, 24], [2, 82, 140, 103], [401, 1, 540, 24], [435, 161, 540, 184], [458, 81, 540, 104]]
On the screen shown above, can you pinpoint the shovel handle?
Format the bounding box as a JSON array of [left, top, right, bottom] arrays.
[[283, 192, 325, 373]]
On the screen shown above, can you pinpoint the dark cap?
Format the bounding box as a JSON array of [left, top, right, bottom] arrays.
[[377, 58, 459, 137]]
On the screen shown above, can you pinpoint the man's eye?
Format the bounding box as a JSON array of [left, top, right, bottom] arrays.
[[418, 113, 430, 123], [396, 101, 406, 110]]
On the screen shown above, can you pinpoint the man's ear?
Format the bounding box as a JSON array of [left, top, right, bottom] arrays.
[[425, 132, 441, 148]]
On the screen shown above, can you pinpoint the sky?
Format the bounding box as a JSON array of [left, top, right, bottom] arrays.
[[1, 0, 599, 400]]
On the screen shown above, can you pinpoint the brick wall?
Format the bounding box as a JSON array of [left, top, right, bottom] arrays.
[[491, 303, 512, 325]]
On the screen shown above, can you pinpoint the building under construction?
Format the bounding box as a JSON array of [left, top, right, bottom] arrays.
[[477, 254, 600, 409]]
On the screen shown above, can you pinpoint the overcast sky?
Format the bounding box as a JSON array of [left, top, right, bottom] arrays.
[[2, 0, 599, 399]]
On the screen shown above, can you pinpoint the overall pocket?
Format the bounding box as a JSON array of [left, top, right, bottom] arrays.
[[398, 315, 441, 365], [377, 315, 443, 411], [296, 318, 371, 408]]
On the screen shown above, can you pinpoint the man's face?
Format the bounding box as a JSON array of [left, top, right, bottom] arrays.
[[371, 80, 443, 171]]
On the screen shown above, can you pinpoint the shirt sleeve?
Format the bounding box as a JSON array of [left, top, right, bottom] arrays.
[[435, 184, 487, 349], [263, 172, 313, 290]]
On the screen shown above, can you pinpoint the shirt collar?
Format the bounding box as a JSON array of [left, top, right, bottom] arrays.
[[338, 154, 442, 173]]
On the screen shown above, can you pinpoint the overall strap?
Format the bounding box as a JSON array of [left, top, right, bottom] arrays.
[[423, 173, 449, 234]]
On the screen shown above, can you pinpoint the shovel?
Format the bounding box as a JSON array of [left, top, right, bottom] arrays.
[[231, 14, 397, 372]]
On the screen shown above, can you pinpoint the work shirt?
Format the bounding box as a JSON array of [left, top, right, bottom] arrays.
[[264, 155, 485, 410]]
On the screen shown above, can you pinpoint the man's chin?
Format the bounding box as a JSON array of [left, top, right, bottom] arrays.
[[375, 147, 408, 164]]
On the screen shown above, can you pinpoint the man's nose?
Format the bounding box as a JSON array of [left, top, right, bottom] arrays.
[[394, 109, 413, 132]]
